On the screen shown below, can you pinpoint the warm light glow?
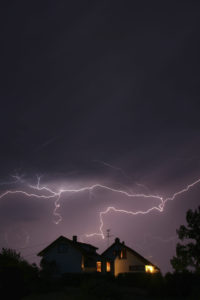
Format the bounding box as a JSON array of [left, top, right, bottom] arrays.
[[81, 256, 84, 270], [96, 261, 101, 272], [106, 261, 111, 272], [145, 265, 155, 273], [120, 249, 126, 259]]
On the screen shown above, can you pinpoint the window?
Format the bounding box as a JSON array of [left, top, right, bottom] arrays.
[[106, 261, 111, 272], [96, 261, 101, 272], [120, 248, 126, 259], [58, 243, 68, 253], [129, 265, 145, 272], [145, 265, 155, 273]]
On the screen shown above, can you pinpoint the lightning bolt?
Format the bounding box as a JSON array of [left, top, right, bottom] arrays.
[[85, 178, 200, 239], [164, 178, 200, 203], [0, 175, 200, 239]]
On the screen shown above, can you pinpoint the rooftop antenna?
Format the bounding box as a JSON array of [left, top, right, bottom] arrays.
[[106, 229, 112, 247]]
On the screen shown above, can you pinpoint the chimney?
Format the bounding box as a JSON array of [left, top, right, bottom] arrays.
[[115, 237, 120, 243], [72, 235, 77, 243]]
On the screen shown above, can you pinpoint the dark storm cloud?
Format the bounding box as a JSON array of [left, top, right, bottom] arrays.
[[0, 0, 200, 272], [0, 193, 52, 223], [0, 0, 200, 176]]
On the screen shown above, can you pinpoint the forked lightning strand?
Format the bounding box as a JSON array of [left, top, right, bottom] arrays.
[[0, 177, 200, 238]]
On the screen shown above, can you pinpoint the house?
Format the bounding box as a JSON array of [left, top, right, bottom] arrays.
[[37, 235, 160, 277], [101, 237, 160, 277], [37, 235, 101, 276]]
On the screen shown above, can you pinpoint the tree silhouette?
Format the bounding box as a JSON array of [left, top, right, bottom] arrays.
[[171, 206, 200, 273], [0, 248, 39, 298]]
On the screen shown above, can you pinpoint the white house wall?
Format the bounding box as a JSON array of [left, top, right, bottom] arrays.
[[114, 249, 145, 276]]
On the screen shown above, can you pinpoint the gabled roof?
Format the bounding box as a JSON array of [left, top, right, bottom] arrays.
[[102, 238, 160, 270], [37, 235, 99, 257], [77, 241, 98, 250]]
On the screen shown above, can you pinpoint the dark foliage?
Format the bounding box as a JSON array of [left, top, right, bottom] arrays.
[[164, 272, 200, 298], [0, 248, 39, 299], [116, 272, 164, 297], [171, 206, 200, 273]]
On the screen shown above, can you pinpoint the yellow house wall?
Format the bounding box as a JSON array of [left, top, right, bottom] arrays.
[[114, 249, 145, 277]]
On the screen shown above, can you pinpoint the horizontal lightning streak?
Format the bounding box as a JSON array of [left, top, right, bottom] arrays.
[[0, 190, 57, 199], [0, 177, 200, 239]]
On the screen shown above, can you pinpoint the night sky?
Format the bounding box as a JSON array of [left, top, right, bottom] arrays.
[[1, 0, 200, 273]]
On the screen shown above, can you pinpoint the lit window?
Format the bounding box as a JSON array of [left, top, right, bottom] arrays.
[[120, 249, 126, 259], [145, 265, 155, 273], [106, 261, 111, 272], [96, 261, 101, 272]]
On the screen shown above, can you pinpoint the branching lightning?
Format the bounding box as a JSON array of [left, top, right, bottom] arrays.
[[0, 175, 200, 239]]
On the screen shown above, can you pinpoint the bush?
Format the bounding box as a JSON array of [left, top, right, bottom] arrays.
[[164, 272, 200, 298], [0, 248, 39, 299], [81, 277, 121, 300]]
